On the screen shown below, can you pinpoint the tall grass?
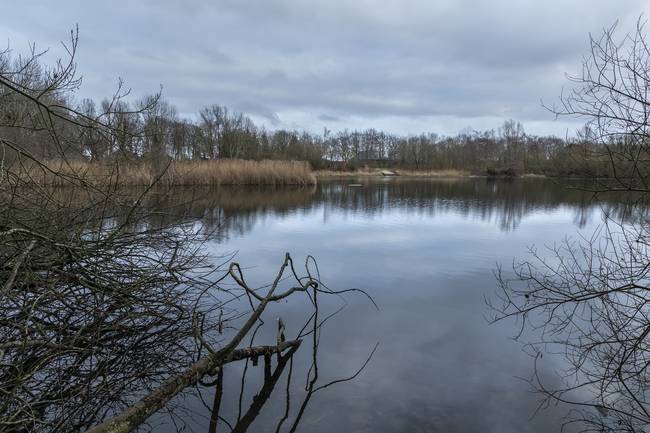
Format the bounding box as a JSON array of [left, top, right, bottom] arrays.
[[165, 160, 316, 186], [10, 159, 317, 187]]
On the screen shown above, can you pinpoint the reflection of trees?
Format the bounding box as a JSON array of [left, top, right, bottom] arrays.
[[52, 179, 638, 245], [131, 179, 636, 239], [150, 186, 318, 243], [317, 179, 632, 232]]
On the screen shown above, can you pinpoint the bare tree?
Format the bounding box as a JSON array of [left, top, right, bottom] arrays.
[[492, 17, 650, 433], [0, 31, 375, 433], [547, 18, 650, 191]]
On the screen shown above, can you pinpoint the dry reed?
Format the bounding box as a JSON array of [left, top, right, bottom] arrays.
[[9, 159, 317, 187]]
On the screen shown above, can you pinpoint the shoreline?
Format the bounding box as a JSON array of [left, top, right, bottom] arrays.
[[315, 169, 469, 178], [9, 160, 568, 187], [314, 169, 549, 180]]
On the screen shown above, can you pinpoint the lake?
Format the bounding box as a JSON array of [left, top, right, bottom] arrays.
[[154, 178, 617, 433]]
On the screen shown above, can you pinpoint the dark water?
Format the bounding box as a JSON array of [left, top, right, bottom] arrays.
[[154, 178, 619, 433]]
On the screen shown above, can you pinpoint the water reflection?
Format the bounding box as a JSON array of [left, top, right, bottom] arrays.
[[143, 178, 633, 237], [140, 179, 628, 433], [154, 271, 378, 433]]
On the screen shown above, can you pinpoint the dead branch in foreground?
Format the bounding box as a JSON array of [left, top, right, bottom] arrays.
[[85, 253, 317, 433], [86, 340, 301, 433]]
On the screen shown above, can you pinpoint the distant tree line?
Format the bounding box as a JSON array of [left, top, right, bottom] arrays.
[[0, 45, 614, 177]]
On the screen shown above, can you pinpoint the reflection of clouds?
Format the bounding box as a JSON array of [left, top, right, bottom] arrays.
[[173, 179, 604, 433], [318, 227, 418, 246]]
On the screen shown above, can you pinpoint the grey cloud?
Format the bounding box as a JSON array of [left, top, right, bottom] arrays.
[[318, 114, 340, 122], [1, 0, 647, 135], [234, 101, 282, 125]]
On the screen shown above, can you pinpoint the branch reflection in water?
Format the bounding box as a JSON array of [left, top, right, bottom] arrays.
[[190, 261, 378, 433]]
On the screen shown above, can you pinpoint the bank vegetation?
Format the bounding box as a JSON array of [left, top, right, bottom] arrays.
[[14, 159, 316, 186], [0, 33, 628, 182]]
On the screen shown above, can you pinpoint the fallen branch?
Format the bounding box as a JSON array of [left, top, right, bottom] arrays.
[[86, 340, 301, 433], [86, 253, 311, 433]]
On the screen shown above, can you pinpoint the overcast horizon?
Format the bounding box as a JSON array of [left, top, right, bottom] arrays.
[[3, 0, 649, 137]]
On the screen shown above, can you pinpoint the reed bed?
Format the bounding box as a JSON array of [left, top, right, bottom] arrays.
[[9, 159, 317, 187]]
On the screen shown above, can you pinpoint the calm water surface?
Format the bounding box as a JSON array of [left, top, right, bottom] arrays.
[[157, 178, 618, 433]]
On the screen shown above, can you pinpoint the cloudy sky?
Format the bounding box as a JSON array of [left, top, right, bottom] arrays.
[[2, 1, 648, 136]]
